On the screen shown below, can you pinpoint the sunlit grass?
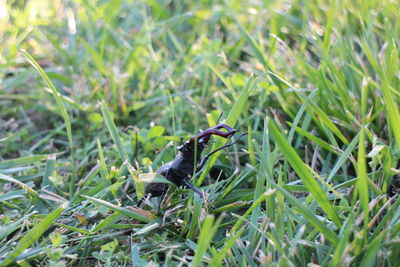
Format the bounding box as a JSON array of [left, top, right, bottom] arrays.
[[1, 0, 399, 265]]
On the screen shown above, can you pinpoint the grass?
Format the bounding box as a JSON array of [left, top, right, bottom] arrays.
[[1, 0, 400, 266]]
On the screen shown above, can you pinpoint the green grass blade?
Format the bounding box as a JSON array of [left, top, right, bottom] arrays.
[[192, 215, 220, 267], [370, 196, 400, 241], [0, 154, 50, 169], [21, 50, 76, 196], [381, 78, 400, 150], [229, 190, 274, 234], [264, 174, 340, 246], [0, 212, 36, 241], [305, 98, 349, 145], [360, 231, 386, 267], [249, 118, 269, 238], [225, 75, 257, 126], [138, 172, 172, 184], [355, 126, 369, 242], [81, 39, 109, 77], [234, 17, 271, 71], [330, 215, 354, 266], [207, 62, 237, 99], [355, 79, 369, 243], [99, 101, 129, 162], [268, 119, 342, 228], [210, 228, 245, 266], [0, 173, 38, 197], [54, 222, 92, 235], [41, 154, 56, 192], [126, 163, 145, 199], [83, 195, 154, 223], [327, 132, 360, 183], [92, 213, 123, 232], [287, 122, 339, 154], [0, 202, 69, 266], [247, 126, 257, 166], [197, 75, 257, 185], [97, 139, 110, 187]]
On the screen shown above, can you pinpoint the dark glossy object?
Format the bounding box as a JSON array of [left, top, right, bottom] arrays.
[[139, 123, 239, 207]]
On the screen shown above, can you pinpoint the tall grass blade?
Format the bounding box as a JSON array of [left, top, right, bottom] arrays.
[[263, 173, 340, 246], [21, 50, 76, 196], [99, 101, 129, 162], [197, 75, 257, 185], [192, 215, 221, 267], [209, 228, 245, 266], [268, 119, 342, 228]]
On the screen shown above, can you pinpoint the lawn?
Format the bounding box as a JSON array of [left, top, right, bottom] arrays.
[[1, 0, 400, 266]]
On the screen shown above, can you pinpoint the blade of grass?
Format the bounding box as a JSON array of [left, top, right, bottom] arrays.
[[167, 90, 176, 150], [249, 118, 270, 239], [330, 215, 354, 267], [0, 202, 69, 266], [210, 228, 245, 266], [126, 163, 145, 199], [262, 171, 340, 246], [99, 101, 129, 163], [186, 196, 203, 240], [355, 127, 369, 243], [92, 212, 123, 232], [286, 122, 339, 154], [327, 132, 360, 183], [354, 78, 369, 244], [229, 190, 274, 234], [233, 16, 272, 71], [370, 195, 400, 241], [362, 38, 400, 148], [247, 126, 256, 166], [268, 119, 342, 228], [359, 231, 386, 267], [21, 50, 76, 196], [0, 173, 38, 197], [381, 77, 400, 150], [97, 139, 110, 188], [0, 154, 50, 169], [83, 195, 155, 223], [54, 222, 92, 235], [41, 154, 56, 192], [197, 75, 257, 186], [0, 212, 36, 241], [192, 215, 221, 267], [305, 97, 349, 145]]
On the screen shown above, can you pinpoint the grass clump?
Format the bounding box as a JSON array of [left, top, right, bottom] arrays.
[[1, 0, 399, 266]]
